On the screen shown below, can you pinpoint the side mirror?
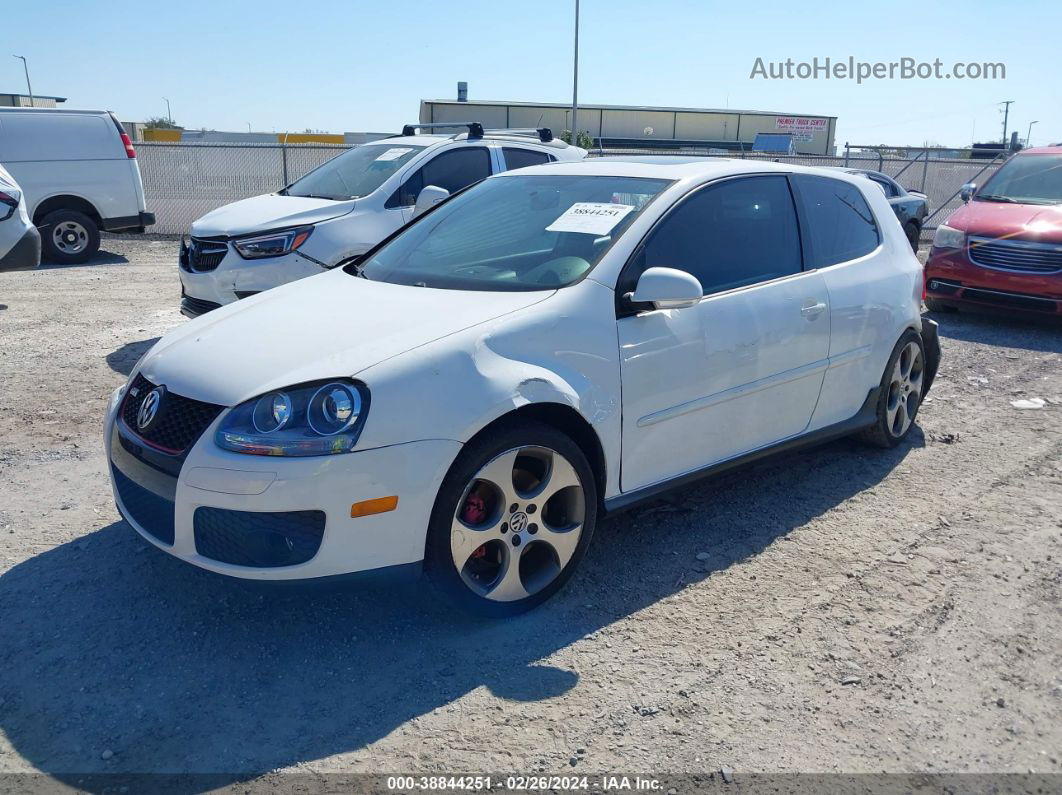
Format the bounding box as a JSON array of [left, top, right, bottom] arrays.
[[413, 185, 450, 217], [631, 267, 703, 310], [960, 182, 976, 202]]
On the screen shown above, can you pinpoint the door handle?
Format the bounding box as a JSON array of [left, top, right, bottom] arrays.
[[801, 300, 827, 316]]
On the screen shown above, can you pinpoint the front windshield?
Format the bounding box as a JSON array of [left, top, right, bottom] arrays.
[[354, 174, 671, 291], [976, 154, 1062, 205], [284, 143, 426, 200]]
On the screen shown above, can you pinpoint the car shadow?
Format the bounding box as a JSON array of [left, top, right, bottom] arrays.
[[106, 338, 161, 376], [927, 309, 1062, 354], [38, 250, 130, 270], [0, 432, 921, 787]]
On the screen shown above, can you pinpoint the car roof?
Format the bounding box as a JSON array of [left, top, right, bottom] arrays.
[[497, 156, 862, 182], [1018, 145, 1062, 155]]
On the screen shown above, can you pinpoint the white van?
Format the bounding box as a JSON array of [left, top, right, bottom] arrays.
[[178, 123, 585, 316], [0, 108, 155, 264]]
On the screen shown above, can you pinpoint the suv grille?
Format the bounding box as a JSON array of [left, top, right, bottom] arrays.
[[194, 507, 326, 567], [120, 374, 224, 455], [968, 236, 1062, 273], [180, 237, 228, 272]]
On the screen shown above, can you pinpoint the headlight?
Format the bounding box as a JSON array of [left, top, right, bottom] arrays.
[[216, 379, 369, 456], [932, 225, 965, 250], [232, 226, 313, 259]]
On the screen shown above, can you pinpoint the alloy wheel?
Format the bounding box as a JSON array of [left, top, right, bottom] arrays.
[[886, 341, 924, 437], [450, 445, 586, 602]]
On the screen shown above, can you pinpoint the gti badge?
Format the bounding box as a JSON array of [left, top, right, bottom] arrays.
[[137, 386, 165, 430]]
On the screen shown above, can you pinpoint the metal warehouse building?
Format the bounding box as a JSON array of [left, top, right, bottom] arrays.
[[419, 99, 836, 155]]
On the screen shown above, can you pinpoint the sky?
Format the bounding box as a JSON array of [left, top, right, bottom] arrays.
[[2, 0, 1057, 150]]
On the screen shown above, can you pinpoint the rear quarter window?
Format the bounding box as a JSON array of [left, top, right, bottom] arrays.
[[793, 175, 881, 267], [0, 113, 121, 162]]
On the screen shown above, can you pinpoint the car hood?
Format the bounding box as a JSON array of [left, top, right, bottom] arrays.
[[946, 201, 1062, 242], [139, 269, 554, 407], [190, 193, 356, 237]]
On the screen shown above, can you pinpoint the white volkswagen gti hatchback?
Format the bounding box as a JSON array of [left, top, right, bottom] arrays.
[[178, 124, 585, 317], [107, 157, 940, 616]]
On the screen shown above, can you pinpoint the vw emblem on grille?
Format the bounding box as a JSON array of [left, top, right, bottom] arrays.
[[510, 511, 529, 533], [137, 386, 165, 430]]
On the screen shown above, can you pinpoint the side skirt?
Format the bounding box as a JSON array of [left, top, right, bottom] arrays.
[[603, 386, 880, 516]]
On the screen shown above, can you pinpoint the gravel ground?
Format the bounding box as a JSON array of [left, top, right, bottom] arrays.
[[0, 236, 1060, 788]]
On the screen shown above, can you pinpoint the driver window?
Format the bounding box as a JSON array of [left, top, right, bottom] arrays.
[[388, 147, 491, 207], [640, 176, 802, 295]]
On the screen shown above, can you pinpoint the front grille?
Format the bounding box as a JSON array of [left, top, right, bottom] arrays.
[[120, 374, 224, 455], [931, 279, 1059, 313], [194, 507, 326, 567], [180, 237, 228, 272], [112, 464, 175, 545], [968, 236, 1062, 273], [180, 295, 222, 317]]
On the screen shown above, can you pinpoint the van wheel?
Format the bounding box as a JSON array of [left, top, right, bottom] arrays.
[[40, 210, 100, 264], [859, 330, 926, 449], [425, 420, 597, 617]]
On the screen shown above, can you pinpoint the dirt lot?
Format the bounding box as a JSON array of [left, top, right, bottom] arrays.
[[0, 236, 1060, 788]]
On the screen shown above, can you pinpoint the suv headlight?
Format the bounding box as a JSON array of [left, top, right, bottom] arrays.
[[232, 226, 313, 259], [932, 225, 965, 250], [216, 379, 369, 456]]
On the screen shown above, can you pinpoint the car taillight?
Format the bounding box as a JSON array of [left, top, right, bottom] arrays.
[[120, 132, 136, 158], [0, 190, 17, 221]]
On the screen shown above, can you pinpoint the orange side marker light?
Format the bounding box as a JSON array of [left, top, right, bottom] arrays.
[[350, 496, 399, 518]]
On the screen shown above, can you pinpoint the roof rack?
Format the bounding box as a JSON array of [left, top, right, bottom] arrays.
[[482, 127, 554, 143], [401, 122, 484, 137], [400, 122, 555, 143]]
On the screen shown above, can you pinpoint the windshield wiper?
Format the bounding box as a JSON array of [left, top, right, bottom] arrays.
[[974, 194, 1019, 203], [288, 193, 345, 201]]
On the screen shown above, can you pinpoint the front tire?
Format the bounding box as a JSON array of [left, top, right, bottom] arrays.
[[860, 330, 926, 448], [425, 420, 598, 617], [40, 209, 100, 264]]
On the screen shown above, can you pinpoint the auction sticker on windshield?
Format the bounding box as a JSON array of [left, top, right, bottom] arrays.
[[546, 202, 635, 235], [375, 148, 414, 162]]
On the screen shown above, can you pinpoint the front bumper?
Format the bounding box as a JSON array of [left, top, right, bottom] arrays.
[[178, 246, 324, 310], [0, 225, 41, 271], [104, 387, 461, 581], [925, 248, 1062, 316]]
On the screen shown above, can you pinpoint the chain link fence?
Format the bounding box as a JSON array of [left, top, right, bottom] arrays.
[[138, 142, 350, 234], [137, 141, 1005, 237]]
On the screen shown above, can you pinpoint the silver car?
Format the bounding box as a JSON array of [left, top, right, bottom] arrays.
[[0, 163, 40, 271]]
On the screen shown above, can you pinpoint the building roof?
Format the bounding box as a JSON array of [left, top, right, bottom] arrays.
[[1, 92, 67, 102], [422, 98, 835, 119]]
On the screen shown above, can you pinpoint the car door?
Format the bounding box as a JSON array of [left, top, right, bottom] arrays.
[[617, 174, 831, 493]]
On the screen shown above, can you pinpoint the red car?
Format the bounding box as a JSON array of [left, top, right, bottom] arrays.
[[924, 145, 1062, 317]]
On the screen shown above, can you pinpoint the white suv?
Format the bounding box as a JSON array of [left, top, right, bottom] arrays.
[[178, 124, 586, 316], [108, 157, 940, 616]]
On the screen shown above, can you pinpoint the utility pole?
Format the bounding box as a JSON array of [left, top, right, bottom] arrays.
[[999, 100, 1014, 145], [12, 55, 33, 106], [163, 97, 172, 123], [571, 0, 579, 145], [1026, 120, 1039, 147]]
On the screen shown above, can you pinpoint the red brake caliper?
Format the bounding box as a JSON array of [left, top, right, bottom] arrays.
[[461, 490, 488, 558]]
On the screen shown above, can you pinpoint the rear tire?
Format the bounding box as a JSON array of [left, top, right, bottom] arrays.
[[859, 330, 926, 449], [425, 419, 598, 617], [905, 221, 921, 252], [39, 209, 100, 264]]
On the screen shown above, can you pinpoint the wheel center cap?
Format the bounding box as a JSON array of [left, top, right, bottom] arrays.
[[510, 511, 529, 534]]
